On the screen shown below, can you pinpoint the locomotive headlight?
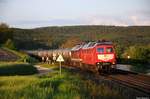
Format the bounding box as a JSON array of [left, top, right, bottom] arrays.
[[112, 61, 115, 64], [69, 52, 71, 56]]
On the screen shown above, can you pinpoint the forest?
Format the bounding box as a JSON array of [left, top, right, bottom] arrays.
[[13, 25, 150, 49]]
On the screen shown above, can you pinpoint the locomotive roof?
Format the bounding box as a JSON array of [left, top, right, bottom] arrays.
[[71, 41, 113, 50], [96, 41, 113, 45], [82, 42, 96, 49], [71, 44, 84, 51]]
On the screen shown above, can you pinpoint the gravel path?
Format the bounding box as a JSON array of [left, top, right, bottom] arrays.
[[34, 65, 53, 75]]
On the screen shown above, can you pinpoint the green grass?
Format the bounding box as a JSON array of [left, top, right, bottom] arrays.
[[0, 67, 122, 99], [0, 63, 38, 75], [2, 47, 26, 58]]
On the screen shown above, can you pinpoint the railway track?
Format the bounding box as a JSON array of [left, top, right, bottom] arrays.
[[106, 69, 150, 95], [63, 64, 150, 97]]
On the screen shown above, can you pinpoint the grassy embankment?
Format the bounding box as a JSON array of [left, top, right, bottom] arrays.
[[0, 66, 123, 99], [0, 47, 39, 75], [1, 47, 38, 63]]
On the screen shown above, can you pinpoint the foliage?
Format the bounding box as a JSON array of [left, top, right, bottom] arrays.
[[114, 44, 125, 58], [0, 67, 122, 99], [60, 36, 82, 48], [122, 45, 150, 63], [0, 23, 13, 45], [0, 63, 38, 75], [0, 23, 9, 28], [12, 26, 150, 50], [2, 39, 16, 50], [19, 55, 39, 63]]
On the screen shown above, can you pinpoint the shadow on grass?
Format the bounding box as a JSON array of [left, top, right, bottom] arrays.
[[0, 63, 38, 76]]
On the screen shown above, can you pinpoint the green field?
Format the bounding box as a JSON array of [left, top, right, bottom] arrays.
[[0, 66, 122, 99]]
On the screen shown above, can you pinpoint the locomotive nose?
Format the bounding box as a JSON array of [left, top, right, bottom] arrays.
[[97, 54, 114, 61]]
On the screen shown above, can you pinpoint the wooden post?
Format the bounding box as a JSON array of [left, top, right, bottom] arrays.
[[56, 54, 64, 76], [59, 61, 61, 75]]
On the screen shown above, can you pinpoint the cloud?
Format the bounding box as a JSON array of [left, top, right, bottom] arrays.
[[8, 18, 84, 28], [3, 10, 150, 28], [129, 12, 150, 26], [82, 10, 150, 26], [83, 16, 128, 26]]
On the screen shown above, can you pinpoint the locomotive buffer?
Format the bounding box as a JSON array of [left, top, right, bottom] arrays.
[[56, 54, 64, 75]]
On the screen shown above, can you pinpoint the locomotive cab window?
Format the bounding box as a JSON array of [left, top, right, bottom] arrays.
[[106, 47, 113, 53], [97, 48, 104, 53]]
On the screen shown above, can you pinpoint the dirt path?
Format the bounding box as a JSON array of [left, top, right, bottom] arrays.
[[34, 65, 53, 75]]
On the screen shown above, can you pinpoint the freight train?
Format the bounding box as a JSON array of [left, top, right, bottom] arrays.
[[30, 40, 117, 73]]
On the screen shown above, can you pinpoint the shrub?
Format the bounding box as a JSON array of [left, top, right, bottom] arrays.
[[0, 63, 38, 75], [3, 39, 16, 50], [122, 45, 150, 64]]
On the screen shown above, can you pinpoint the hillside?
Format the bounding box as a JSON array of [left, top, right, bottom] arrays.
[[12, 25, 150, 50], [0, 48, 20, 61]]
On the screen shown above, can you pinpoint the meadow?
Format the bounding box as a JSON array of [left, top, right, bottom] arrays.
[[0, 65, 123, 99]]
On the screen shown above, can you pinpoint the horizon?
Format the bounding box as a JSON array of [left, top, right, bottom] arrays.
[[0, 0, 150, 29], [10, 24, 150, 30]]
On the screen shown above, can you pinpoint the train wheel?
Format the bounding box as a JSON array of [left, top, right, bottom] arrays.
[[103, 66, 109, 74], [79, 62, 82, 68], [97, 65, 103, 74], [80, 63, 85, 70], [73, 62, 76, 67], [107, 65, 112, 74], [111, 65, 117, 73]]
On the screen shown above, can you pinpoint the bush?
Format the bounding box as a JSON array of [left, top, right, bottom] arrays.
[[0, 63, 38, 75], [3, 39, 16, 50], [115, 44, 125, 58], [19, 55, 39, 63], [122, 45, 150, 64]]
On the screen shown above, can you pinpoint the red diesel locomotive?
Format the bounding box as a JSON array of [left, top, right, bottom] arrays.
[[71, 40, 117, 73]]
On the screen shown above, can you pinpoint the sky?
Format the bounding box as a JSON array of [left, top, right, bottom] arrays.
[[0, 0, 150, 28]]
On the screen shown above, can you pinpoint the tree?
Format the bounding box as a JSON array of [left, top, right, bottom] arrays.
[[122, 45, 149, 63], [0, 23, 13, 45], [3, 39, 16, 50], [60, 37, 81, 48], [114, 44, 124, 58], [0, 23, 9, 29]]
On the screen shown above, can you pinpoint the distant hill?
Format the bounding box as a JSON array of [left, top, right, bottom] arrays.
[[11, 25, 150, 50]]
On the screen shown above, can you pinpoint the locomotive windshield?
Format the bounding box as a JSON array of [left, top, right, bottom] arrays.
[[106, 47, 113, 53], [97, 48, 104, 53]]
